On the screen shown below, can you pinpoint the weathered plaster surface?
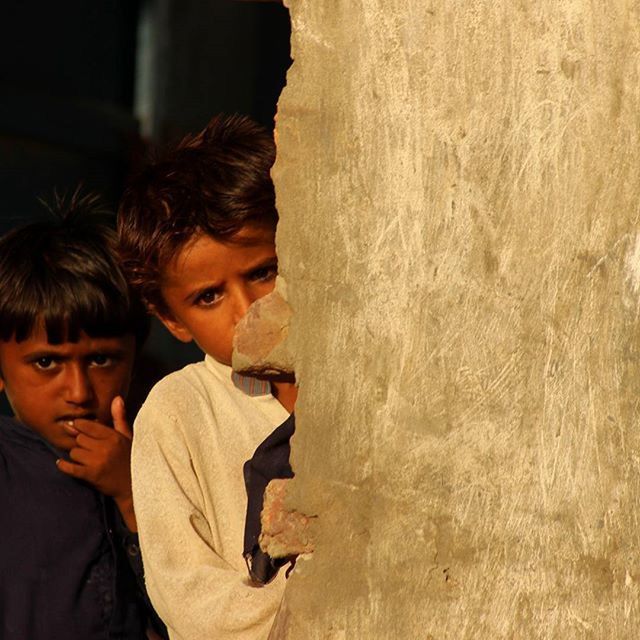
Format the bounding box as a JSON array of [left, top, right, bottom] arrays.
[[273, 2, 640, 638]]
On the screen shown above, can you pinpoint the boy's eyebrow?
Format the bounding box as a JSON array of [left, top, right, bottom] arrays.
[[21, 348, 68, 361], [245, 256, 277, 269], [182, 256, 279, 303], [21, 344, 129, 360], [241, 256, 278, 276], [87, 347, 128, 358]]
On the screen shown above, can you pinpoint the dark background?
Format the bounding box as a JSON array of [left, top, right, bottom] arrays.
[[0, 0, 291, 415]]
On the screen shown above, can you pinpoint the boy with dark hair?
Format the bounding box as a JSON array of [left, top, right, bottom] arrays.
[[0, 196, 166, 639], [118, 114, 296, 640]]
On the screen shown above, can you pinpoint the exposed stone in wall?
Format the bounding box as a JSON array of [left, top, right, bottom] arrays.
[[232, 279, 295, 376], [260, 478, 315, 558], [273, 1, 640, 638]]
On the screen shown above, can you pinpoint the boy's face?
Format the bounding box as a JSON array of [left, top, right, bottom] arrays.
[[0, 324, 135, 450], [157, 224, 278, 365]]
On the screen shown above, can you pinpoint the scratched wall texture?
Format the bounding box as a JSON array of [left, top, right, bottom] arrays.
[[272, 2, 640, 638]]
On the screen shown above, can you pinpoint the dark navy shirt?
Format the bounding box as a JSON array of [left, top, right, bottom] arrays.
[[243, 413, 295, 585], [0, 415, 150, 639]]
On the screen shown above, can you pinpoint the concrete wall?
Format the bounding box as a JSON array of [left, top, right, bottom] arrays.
[[273, 1, 640, 638]]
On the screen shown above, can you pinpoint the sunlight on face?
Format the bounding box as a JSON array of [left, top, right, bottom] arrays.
[[157, 224, 278, 365]]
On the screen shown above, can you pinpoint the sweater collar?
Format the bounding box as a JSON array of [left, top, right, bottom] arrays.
[[204, 355, 272, 397], [230, 371, 272, 397]]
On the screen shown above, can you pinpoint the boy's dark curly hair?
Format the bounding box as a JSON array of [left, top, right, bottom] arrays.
[[117, 114, 278, 313]]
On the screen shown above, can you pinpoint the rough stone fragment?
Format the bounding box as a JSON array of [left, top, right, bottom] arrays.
[[232, 279, 295, 377], [259, 479, 315, 559]]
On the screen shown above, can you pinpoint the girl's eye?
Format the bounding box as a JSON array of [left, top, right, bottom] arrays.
[[196, 289, 222, 306], [34, 357, 56, 370]]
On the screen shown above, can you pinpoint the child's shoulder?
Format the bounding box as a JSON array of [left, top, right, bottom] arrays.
[[0, 414, 49, 462], [0, 416, 21, 472], [148, 358, 209, 392], [0, 415, 97, 518], [140, 361, 207, 413], [148, 357, 231, 398], [136, 356, 235, 423]]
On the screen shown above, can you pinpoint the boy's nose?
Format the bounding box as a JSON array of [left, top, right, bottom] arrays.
[[64, 365, 95, 406], [231, 288, 257, 324]]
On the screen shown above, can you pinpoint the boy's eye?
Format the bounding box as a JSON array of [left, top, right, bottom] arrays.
[[249, 264, 278, 283], [33, 356, 56, 370], [195, 288, 222, 307], [90, 354, 113, 367]]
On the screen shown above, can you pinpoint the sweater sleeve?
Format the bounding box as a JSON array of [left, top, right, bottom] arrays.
[[131, 385, 284, 640]]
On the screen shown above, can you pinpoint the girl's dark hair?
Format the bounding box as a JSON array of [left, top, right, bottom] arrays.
[[0, 192, 149, 345], [118, 113, 278, 312]]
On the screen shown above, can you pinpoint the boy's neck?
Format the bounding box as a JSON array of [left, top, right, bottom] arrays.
[[270, 381, 297, 414]]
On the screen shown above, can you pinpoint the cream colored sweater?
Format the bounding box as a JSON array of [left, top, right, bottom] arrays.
[[131, 356, 290, 640]]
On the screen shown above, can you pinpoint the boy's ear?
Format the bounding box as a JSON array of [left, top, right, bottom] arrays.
[[151, 308, 194, 344]]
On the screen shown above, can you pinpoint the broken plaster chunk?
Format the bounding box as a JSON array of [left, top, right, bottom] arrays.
[[232, 286, 295, 377], [260, 479, 315, 559]]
